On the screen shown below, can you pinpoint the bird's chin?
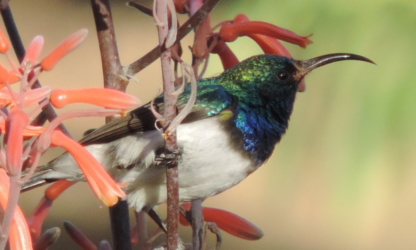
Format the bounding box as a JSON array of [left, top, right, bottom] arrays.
[[297, 80, 306, 92]]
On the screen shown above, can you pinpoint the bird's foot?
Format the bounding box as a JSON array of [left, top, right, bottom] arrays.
[[155, 149, 182, 168]]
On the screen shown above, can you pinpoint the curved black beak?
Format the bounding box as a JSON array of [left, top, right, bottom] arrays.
[[294, 53, 375, 81]]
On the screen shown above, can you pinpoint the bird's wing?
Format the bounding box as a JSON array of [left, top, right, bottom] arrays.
[[168, 84, 235, 123], [80, 106, 157, 145], [21, 84, 235, 191], [80, 84, 235, 145]]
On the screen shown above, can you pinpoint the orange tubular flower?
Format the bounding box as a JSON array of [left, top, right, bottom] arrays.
[[173, 0, 189, 14], [0, 169, 33, 250], [0, 121, 44, 141], [40, 29, 88, 71], [51, 130, 125, 206], [6, 109, 29, 176], [180, 204, 264, 240], [0, 87, 51, 108], [27, 181, 74, 240], [27, 197, 53, 240], [0, 65, 20, 89], [22, 36, 44, 66], [45, 180, 76, 201], [50, 88, 141, 110], [252, 35, 292, 56], [22, 125, 45, 137], [0, 64, 12, 88], [220, 21, 312, 48], [211, 39, 239, 70], [232, 14, 292, 57], [0, 27, 10, 53]]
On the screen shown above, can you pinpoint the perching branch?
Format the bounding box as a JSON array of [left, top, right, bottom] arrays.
[[91, 0, 128, 92], [153, 0, 180, 249], [90, 1, 131, 250], [191, 199, 204, 250]]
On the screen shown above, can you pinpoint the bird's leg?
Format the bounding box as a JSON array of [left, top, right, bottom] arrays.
[[191, 199, 204, 250], [154, 148, 182, 168], [203, 222, 222, 250]]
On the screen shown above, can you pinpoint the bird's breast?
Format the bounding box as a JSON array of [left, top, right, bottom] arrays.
[[176, 117, 257, 200], [125, 117, 258, 210]]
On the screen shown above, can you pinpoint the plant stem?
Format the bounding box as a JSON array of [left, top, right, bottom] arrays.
[[0, 175, 22, 250], [191, 199, 204, 250], [90, 0, 131, 249], [154, 0, 179, 249]]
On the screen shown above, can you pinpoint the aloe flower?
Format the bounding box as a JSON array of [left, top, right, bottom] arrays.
[[0, 27, 139, 249]]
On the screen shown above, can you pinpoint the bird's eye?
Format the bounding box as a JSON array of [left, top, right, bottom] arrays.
[[276, 70, 289, 81]]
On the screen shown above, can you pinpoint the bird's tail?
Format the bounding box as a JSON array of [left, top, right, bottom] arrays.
[[21, 164, 56, 192]]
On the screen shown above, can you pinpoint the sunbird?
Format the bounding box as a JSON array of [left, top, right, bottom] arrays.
[[23, 53, 374, 211]]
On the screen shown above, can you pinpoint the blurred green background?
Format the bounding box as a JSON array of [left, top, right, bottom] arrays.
[[6, 0, 416, 249]]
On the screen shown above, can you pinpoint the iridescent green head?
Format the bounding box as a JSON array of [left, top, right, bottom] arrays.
[[215, 53, 374, 163], [219, 53, 374, 96]]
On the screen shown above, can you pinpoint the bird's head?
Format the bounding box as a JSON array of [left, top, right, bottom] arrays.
[[207, 53, 374, 163], [220, 53, 374, 98]]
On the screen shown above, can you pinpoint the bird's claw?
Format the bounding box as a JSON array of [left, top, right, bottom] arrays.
[[155, 149, 182, 168]]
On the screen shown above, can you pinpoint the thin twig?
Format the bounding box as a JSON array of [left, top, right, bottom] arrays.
[[135, 211, 151, 250], [126, 0, 221, 77], [90, 1, 131, 250], [127, 2, 153, 16], [91, 0, 128, 92], [191, 199, 204, 250], [154, 0, 179, 249]]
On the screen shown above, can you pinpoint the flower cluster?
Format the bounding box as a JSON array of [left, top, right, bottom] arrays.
[[0, 28, 140, 250]]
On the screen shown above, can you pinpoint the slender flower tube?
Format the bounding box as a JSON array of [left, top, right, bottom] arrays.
[[45, 180, 76, 201], [180, 204, 263, 240], [51, 130, 125, 206], [0, 63, 9, 86], [0, 87, 51, 108], [22, 36, 44, 67], [0, 27, 10, 53], [6, 109, 29, 176], [231, 14, 292, 57], [27, 181, 74, 241], [40, 29, 88, 71], [27, 198, 53, 240], [211, 39, 239, 70], [50, 88, 141, 110], [0, 169, 33, 250], [220, 21, 312, 48], [173, 0, 188, 14]]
